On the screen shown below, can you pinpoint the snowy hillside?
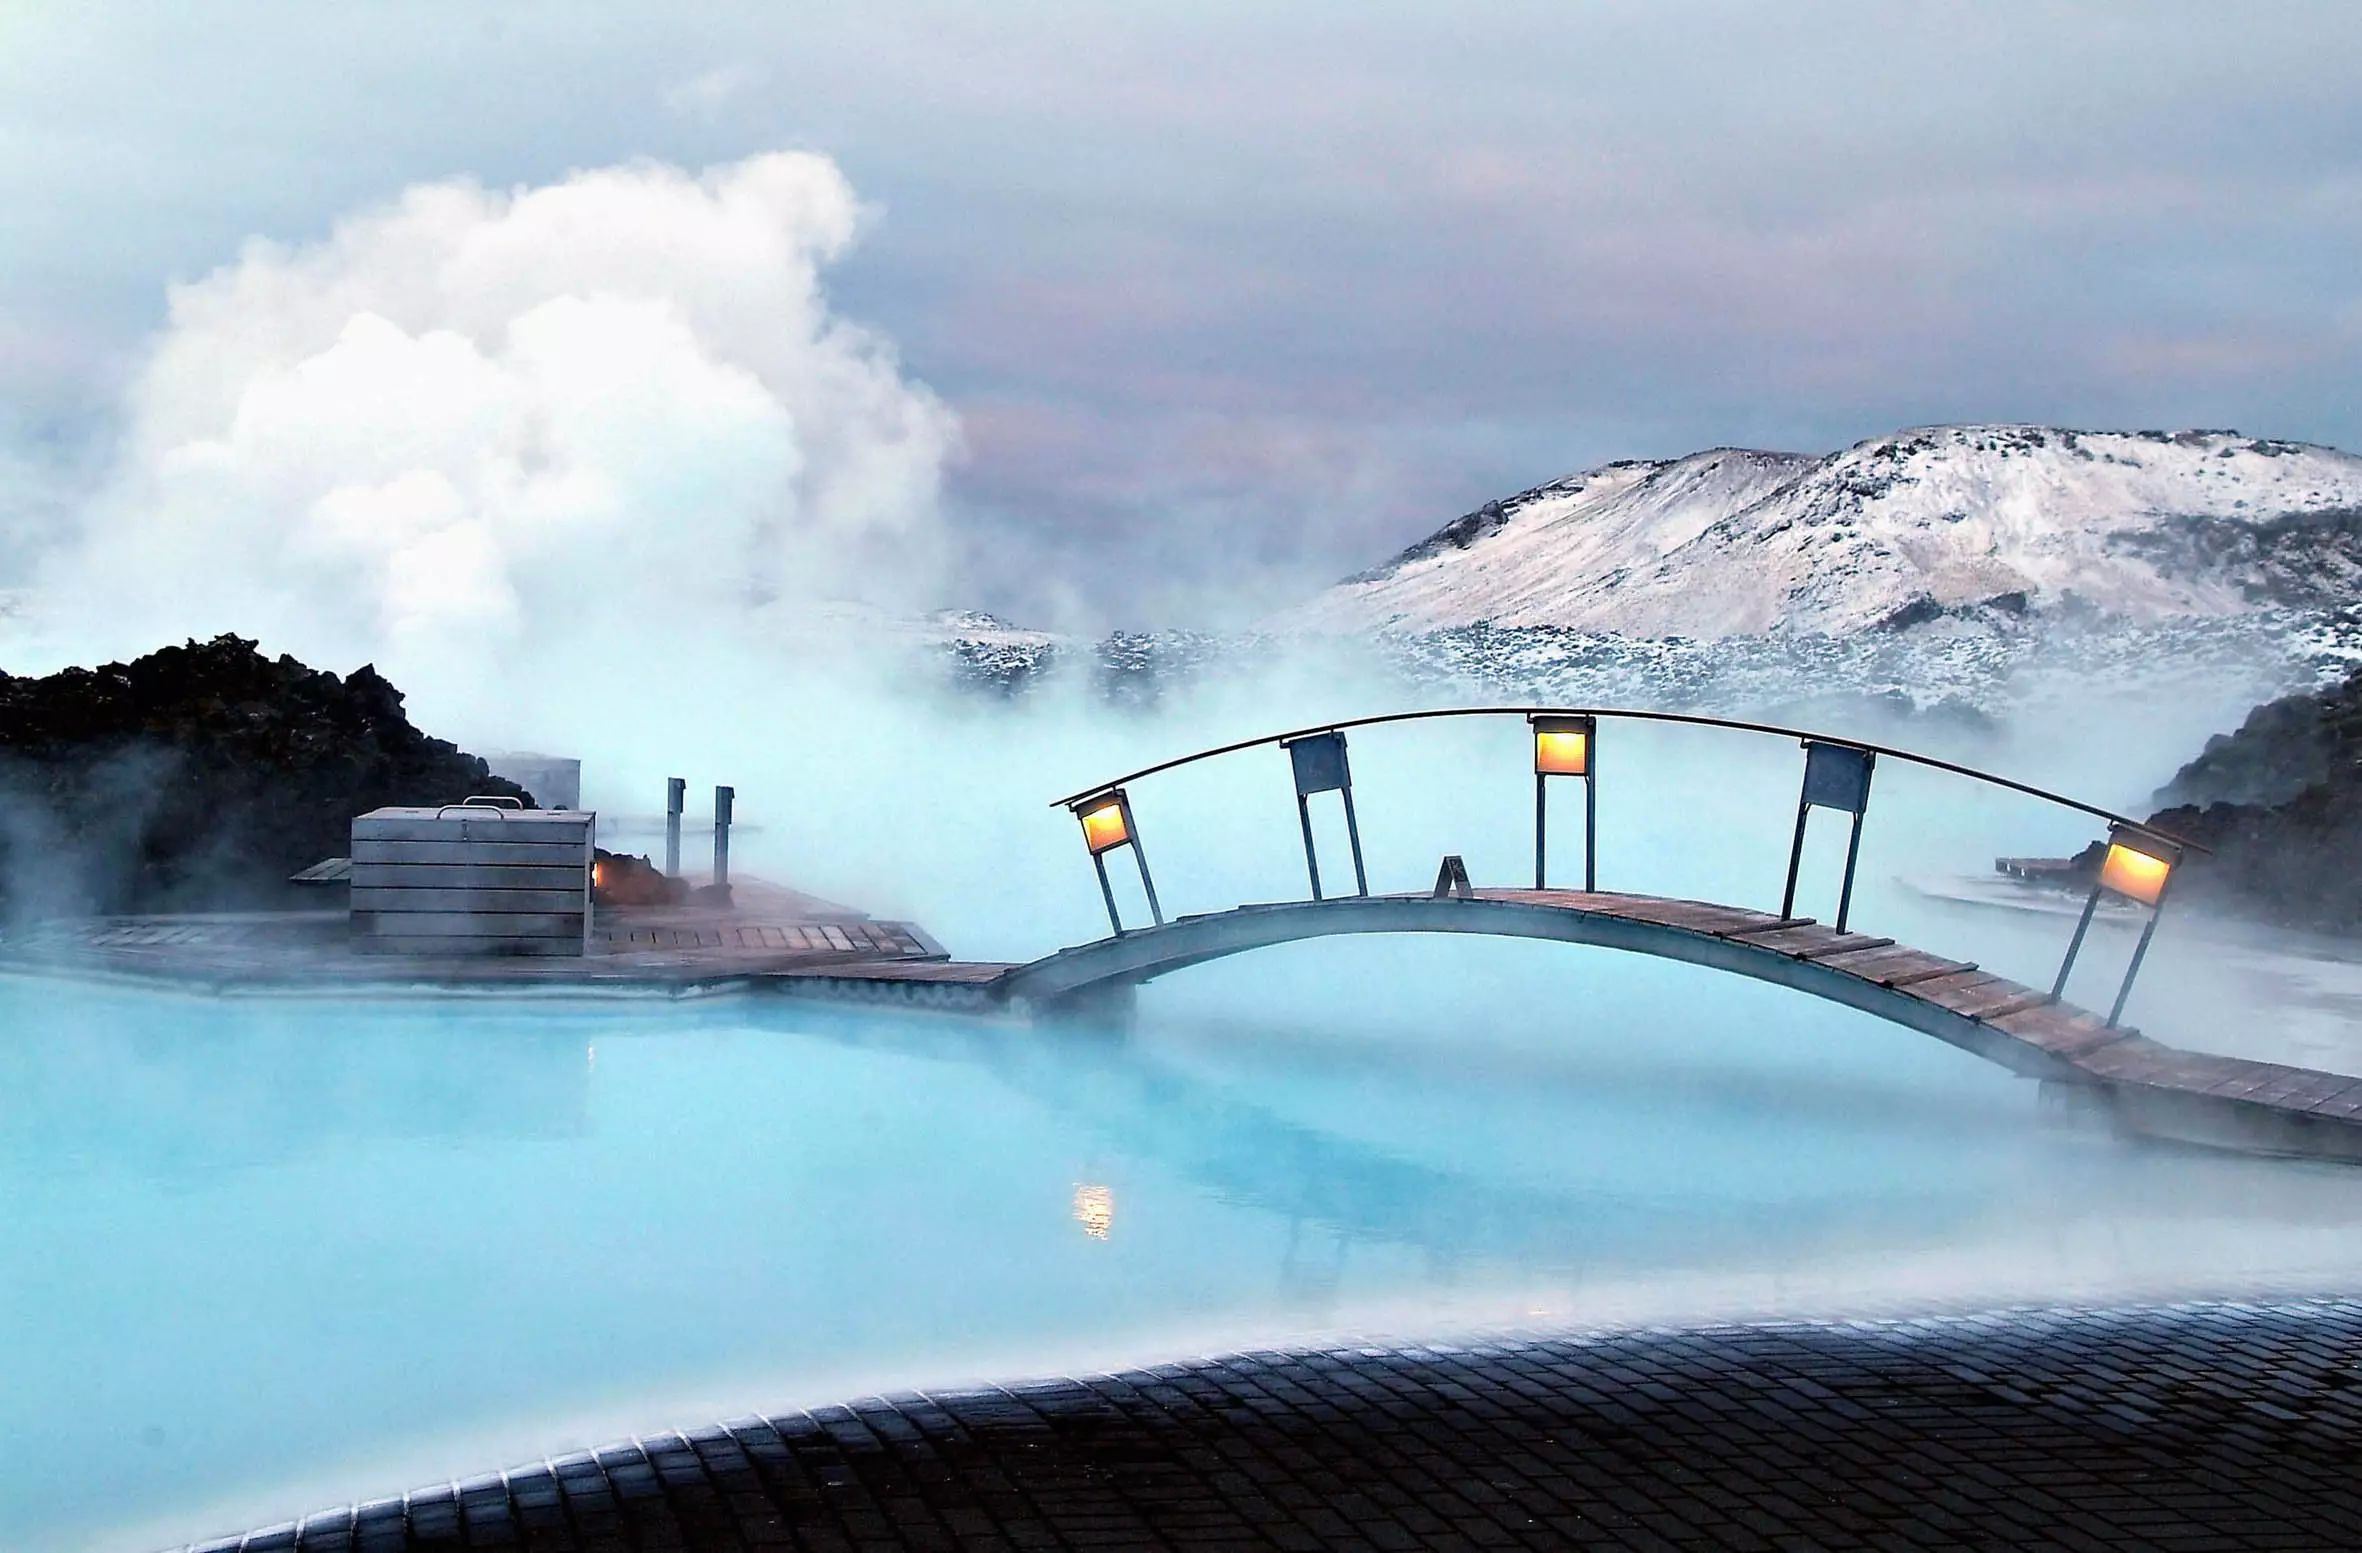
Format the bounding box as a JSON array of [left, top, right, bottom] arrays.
[[1286, 427, 2362, 639]]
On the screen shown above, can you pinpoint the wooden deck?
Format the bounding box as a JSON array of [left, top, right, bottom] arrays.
[[0, 876, 948, 996]]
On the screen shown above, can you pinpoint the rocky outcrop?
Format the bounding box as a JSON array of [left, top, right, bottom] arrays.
[[2056, 666, 2362, 934], [0, 635, 528, 916], [2154, 668, 2362, 808]]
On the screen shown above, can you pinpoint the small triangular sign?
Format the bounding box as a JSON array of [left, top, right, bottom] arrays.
[[1433, 854, 1474, 900]]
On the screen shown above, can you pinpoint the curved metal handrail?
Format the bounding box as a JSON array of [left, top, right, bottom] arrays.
[[1048, 705, 2205, 852]]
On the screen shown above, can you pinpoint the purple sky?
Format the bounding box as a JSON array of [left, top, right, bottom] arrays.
[[3, 2, 2358, 628]]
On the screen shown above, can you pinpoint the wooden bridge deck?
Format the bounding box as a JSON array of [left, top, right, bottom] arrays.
[[829, 886, 2362, 1164]]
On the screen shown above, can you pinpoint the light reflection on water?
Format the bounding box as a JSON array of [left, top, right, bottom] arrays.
[[4, 939, 2362, 1551]]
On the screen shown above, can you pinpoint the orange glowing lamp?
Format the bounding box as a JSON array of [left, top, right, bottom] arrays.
[[1533, 717, 1593, 777], [1069, 786, 1163, 934], [2097, 834, 2175, 907], [1076, 795, 1131, 855]]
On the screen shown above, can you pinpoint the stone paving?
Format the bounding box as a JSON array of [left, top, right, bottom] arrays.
[[175, 1297, 2362, 1551]]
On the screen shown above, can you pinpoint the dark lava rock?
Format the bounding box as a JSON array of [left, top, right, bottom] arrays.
[[2155, 666, 2362, 808], [0, 634, 528, 917], [2054, 666, 2362, 935]]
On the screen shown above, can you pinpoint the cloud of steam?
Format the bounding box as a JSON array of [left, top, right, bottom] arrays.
[[28, 151, 959, 726]]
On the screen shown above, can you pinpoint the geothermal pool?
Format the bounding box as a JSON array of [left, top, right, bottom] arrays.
[[8, 939, 2362, 1552]]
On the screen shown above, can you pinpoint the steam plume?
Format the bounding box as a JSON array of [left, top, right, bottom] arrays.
[[28, 152, 959, 727]]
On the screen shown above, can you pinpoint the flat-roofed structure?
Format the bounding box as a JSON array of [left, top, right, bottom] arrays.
[[349, 803, 595, 957]]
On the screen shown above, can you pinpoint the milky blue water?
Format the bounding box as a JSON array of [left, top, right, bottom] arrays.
[[7, 938, 2362, 1551]]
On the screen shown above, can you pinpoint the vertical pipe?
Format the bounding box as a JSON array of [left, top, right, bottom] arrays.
[[1092, 851, 1124, 936], [1583, 770, 1598, 894], [1340, 784, 1369, 897], [713, 784, 734, 886], [664, 777, 685, 877], [1835, 810, 1866, 933], [2053, 884, 2102, 998], [1779, 794, 1812, 920], [2107, 911, 2162, 1027], [1297, 793, 1324, 901], [1534, 773, 1547, 890]]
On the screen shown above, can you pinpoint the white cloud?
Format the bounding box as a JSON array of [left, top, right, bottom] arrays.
[[30, 151, 959, 724]]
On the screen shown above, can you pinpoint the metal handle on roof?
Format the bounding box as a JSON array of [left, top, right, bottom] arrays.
[[440, 796, 525, 815]]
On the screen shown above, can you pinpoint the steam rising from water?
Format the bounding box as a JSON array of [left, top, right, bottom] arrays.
[[25, 151, 958, 730]]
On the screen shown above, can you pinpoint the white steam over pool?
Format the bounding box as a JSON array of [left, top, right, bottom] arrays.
[[21, 151, 958, 729]]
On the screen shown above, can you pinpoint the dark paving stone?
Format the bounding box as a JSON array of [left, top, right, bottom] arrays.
[[167, 1297, 2362, 1552]]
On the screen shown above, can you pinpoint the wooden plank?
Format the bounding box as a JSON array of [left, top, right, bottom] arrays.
[[1603, 898, 1781, 933], [352, 839, 597, 867], [1797, 935, 1896, 961], [1904, 970, 2008, 1010], [350, 887, 588, 914], [349, 863, 590, 891], [1813, 946, 1975, 985], [1939, 981, 2053, 1020], [1724, 923, 1851, 956], [1883, 958, 1978, 988], [351, 911, 584, 938], [1971, 989, 2056, 1021]]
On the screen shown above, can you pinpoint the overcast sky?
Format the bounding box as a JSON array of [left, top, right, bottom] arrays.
[[3, 2, 2358, 629]]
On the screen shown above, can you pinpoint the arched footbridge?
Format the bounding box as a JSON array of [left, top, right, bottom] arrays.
[[770, 707, 2362, 1163]]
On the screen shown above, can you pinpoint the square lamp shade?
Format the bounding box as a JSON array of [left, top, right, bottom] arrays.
[[1074, 793, 1132, 855], [2097, 832, 2176, 907], [1531, 715, 1593, 777]]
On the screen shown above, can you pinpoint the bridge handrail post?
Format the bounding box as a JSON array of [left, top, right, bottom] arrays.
[[1534, 771, 1547, 890], [1340, 784, 1370, 898], [1585, 742, 1598, 892], [1835, 805, 1867, 933], [1296, 793, 1324, 900], [1127, 798, 1166, 928], [1780, 791, 1812, 919], [1091, 850, 1126, 936], [2052, 884, 2102, 998]]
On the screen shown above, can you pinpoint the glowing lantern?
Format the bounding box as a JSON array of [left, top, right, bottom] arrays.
[[1077, 797, 1131, 855], [1532, 716, 1592, 777], [2097, 837, 2174, 907], [1528, 714, 1598, 890], [2054, 824, 2185, 1027], [1069, 787, 1163, 934]]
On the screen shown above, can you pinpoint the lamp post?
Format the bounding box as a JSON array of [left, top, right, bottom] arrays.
[[1780, 741, 1875, 931], [1530, 714, 1596, 891], [2052, 825, 2181, 1026], [1071, 787, 1164, 936], [1282, 730, 1368, 900]]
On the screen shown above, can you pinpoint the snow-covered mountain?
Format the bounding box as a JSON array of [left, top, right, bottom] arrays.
[[1286, 426, 2362, 639]]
